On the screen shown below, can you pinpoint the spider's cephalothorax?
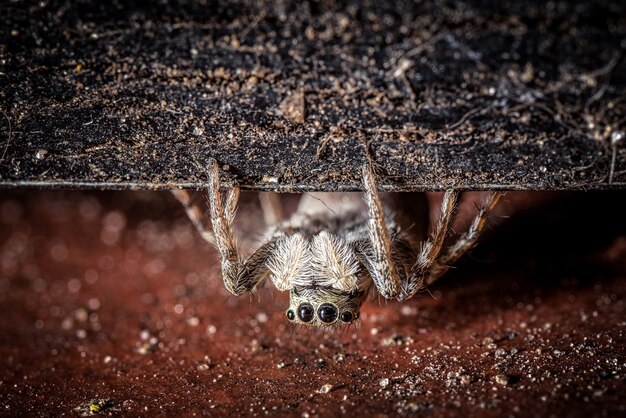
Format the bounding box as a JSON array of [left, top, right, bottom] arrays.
[[172, 163, 504, 327]]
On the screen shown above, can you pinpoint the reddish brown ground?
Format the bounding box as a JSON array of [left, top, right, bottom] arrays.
[[0, 191, 625, 417]]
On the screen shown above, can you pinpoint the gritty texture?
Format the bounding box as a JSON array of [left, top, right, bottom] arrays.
[[1, 0, 625, 191], [0, 190, 625, 417]]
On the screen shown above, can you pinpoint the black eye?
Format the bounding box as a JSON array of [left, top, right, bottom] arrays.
[[340, 311, 353, 323], [298, 303, 314, 322], [286, 310, 295, 321], [318, 304, 338, 323]]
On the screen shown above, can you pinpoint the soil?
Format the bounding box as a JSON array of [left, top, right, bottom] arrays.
[[2, 0, 625, 190], [1, 190, 625, 417]]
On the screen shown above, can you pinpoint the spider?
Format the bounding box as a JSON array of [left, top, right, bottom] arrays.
[[172, 162, 504, 327]]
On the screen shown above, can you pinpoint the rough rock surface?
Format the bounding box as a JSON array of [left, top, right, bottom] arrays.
[[1, 0, 625, 190]]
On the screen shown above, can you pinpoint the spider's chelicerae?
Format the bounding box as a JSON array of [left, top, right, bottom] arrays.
[[172, 163, 504, 327]]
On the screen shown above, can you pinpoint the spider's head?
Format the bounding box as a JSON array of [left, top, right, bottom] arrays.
[[286, 286, 366, 326]]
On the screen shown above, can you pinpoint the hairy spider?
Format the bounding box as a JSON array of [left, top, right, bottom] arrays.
[[172, 162, 504, 327]]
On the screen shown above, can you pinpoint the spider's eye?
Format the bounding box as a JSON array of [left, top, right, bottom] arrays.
[[318, 304, 338, 323], [298, 303, 314, 322], [340, 311, 353, 323], [286, 309, 295, 321]]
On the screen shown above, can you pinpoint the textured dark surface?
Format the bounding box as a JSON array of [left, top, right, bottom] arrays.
[[1, 190, 625, 417], [1, 0, 625, 191]]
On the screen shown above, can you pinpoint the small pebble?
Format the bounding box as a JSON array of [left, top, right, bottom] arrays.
[[192, 125, 204, 136], [318, 384, 333, 394], [35, 149, 48, 160], [495, 374, 511, 386]]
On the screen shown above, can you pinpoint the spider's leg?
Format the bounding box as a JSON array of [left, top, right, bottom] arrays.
[[360, 165, 403, 299], [399, 190, 460, 300], [170, 189, 216, 246], [171, 163, 276, 295], [259, 192, 283, 226], [425, 192, 505, 286]]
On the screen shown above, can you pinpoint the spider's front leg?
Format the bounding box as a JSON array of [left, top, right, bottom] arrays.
[[172, 163, 275, 295], [361, 166, 404, 299], [360, 165, 461, 300]]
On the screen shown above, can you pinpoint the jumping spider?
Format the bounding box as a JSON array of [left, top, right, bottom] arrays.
[[172, 163, 504, 327]]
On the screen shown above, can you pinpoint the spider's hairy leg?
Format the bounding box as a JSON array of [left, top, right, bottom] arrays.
[[361, 165, 403, 299], [400, 190, 460, 300], [172, 163, 275, 296], [258, 192, 283, 226], [170, 189, 216, 246], [425, 192, 505, 286], [206, 163, 278, 295]]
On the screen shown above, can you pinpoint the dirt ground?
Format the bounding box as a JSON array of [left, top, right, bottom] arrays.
[[0, 190, 625, 417]]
